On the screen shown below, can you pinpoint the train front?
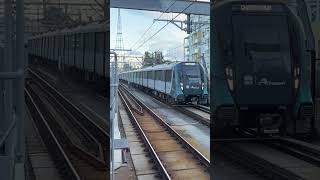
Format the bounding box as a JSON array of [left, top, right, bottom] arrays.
[[212, 1, 314, 135], [176, 62, 208, 104]]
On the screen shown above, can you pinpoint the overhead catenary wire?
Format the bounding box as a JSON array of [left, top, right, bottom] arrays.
[[129, 0, 179, 50], [133, 1, 196, 52]]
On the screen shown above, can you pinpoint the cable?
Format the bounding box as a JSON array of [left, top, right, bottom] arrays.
[[133, 1, 195, 52], [129, 0, 178, 50]]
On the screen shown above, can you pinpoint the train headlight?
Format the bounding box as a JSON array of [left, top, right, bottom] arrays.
[[225, 66, 234, 91], [180, 82, 184, 91], [294, 79, 299, 89], [294, 66, 300, 89]]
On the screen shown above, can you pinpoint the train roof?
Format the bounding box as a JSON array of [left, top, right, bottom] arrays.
[[121, 61, 200, 74], [28, 20, 108, 40]]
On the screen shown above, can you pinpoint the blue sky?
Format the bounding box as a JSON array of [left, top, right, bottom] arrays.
[[110, 8, 188, 61]]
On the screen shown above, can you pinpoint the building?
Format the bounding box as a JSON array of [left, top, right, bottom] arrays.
[[184, 15, 210, 76]]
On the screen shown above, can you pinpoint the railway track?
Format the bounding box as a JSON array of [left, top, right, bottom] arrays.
[[118, 85, 210, 180], [31, 67, 109, 131], [189, 104, 210, 114], [26, 69, 109, 179], [172, 104, 210, 126], [215, 136, 320, 180], [29, 68, 109, 136], [120, 82, 210, 126]]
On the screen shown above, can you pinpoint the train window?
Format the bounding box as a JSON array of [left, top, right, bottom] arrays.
[[318, 40, 320, 59], [147, 71, 152, 79], [160, 71, 165, 81], [156, 70, 161, 80], [165, 70, 172, 82], [183, 65, 201, 78]]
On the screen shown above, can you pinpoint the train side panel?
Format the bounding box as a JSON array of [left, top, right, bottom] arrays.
[[143, 71, 148, 87], [95, 32, 105, 76], [75, 33, 84, 70], [317, 60, 320, 99], [165, 70, 172, 94], [154, 70, 165, 93], [147, 71, 154, 90], [84, 32, 95, 73]]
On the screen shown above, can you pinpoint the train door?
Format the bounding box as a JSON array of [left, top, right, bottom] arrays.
[[165, 70, 172, 94]]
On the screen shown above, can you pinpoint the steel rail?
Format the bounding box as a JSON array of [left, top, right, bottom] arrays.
[[192, 104, 210, 114], [31, 67, 109, 131], [214, 142, 303, 180], [26, 82, 106, 170], [118, 86, 143, 115], [215, 130, 320, 180], [172, 104, 210, 126], [119, 82, 210, 126], [118, 89, 171, 180], [263, 138, 320, 167], [25, 88, 81, 180], [29, 80, 106, 168], [28, 68, 109, 164], [120, 83, 211, 126], [28, 68, 109, 143], [120, 85, 210, 168]]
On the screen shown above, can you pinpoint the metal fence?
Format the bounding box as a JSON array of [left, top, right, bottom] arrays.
[[109, 51, 118, 180], [0, 0, 25, 180]]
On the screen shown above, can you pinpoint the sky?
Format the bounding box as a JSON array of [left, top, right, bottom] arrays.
[[110, 8, 188, 61]]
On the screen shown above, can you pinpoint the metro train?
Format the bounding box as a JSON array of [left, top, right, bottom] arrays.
[[119, 62, 209, 104], [27, 21, 109, 84], [212, 0, 317, 137]]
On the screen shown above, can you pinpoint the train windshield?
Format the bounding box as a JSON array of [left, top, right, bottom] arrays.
[[246, 43, 289, 73], [182, 63, 201, 81], [232, 14, 293, 104], [233, 15, 291, 74]]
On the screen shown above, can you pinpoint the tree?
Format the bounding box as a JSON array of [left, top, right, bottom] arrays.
[[142, 51, 166, 67], [123, 63, 132, 72]]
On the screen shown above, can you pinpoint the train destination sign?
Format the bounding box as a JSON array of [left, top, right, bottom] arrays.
[[240, 5, 272, 11]]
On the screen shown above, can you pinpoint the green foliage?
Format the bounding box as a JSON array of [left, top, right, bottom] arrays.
[[142, 51, 166, 67]]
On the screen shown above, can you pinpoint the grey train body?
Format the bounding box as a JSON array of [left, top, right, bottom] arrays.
[[119, 62, 209, 105]]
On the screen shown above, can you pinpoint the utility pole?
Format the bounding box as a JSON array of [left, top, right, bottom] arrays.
[[115, 8, 124, 64]]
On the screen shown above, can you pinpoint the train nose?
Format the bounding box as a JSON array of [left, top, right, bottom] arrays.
[[184, 83, 202, 94], [258, 114, 282, 129]]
